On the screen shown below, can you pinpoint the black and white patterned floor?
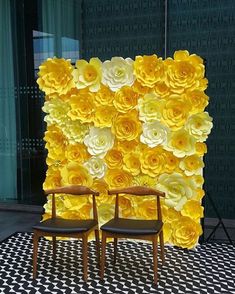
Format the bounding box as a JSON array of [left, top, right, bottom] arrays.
[[0, 232, 234, 294]]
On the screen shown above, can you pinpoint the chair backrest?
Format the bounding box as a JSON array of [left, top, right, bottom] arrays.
[[108, 186, 165, 221], [44, 185, 99, 220]]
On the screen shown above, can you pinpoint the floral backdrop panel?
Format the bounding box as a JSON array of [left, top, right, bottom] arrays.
[[37, 50, 213, 249]]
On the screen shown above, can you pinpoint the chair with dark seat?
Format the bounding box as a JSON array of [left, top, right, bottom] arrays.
[[100, 186, 165, 284], [32, 185, 100, 281]]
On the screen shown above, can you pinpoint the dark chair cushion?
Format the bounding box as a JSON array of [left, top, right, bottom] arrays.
[[100, 218, 163, 235], [33, 218, 98, 234]]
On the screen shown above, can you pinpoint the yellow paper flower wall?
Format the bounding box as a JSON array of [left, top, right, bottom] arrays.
[[38, 51, 213, 249]]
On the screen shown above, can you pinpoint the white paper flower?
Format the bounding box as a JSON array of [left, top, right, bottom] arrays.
[[138, 93, 163, 122], [84, 127, 114, 157], [84, 157, 107, 179], [185, 112, 213, 142], [102, 57, 135, 91], [140, 121, 169, 148], [156, 172, 197, 211]]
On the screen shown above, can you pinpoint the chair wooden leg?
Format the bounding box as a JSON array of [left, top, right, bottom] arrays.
[[159, 230, 165, 264], [33, 232, 39, 279], [100, 231, 107, 279], [152, 236, 158, 285], [52, 236, 56, 261], [82, 235, 88, 282], [113, 237, 118, 264], [95, 229, 100, 264]]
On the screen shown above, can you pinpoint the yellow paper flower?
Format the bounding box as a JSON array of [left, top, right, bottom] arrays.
[[84, 156, 107, 179], [104, 148, 123, 169], [153, 81, 171, 98], [163, 150, 180, 173], [140, 121, 169, 148], [113, 86, 139, 113], [61, 119, 89, 144], [37, 58, 75, 95], [133, 174, 156, 188], [194, 188, 205, 201], [134, 54, 165, 88], [65, 143, 90, 164], [102, 57, 135, 91], [163, 207, 181, 223], [84, 127, 115, 157], [166, 128, 196, 158], [184, 90, 209, 114], [171, 216, 202, 249], [132, 80, 150, 96], [94, 85, 114, 106], [44, 194, 65, 217], [185, 112, 213, 142], [61, 162, 93, 187], [105, 169, 133, 189], [98, 203, 115, 225], [93, 105, 117, 128], [112, 110, 142, 141], [72, 58, 102, 92], [156, 172, 197, 211], [165, 50, 205, 94], [123, 152, 141, 176], [63, 195, 89, 212], [181, 200, 204, 220], [195, 142, 207, 156], [135, 199, 157, 219], [161, 95, 191, 130], [116, 139, 139, 153], [192, 175, 204, 188], [138, 93, 163, 122], [163, 223, 172, 243], [179, 154, 204, 176], [43, 166, 62, 190], [92, 179, 113, 206], [68, 89, 95, 123], [119, 196, 135, 218], [140, 146, 166, 177]]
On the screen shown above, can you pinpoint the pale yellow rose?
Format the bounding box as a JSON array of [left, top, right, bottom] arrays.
[[140, 121, 169, 148], [166, 128, 196, 158], [165, 50, 205, 94], [68, 89, 95, 123], [140, 146, 166, 177], [179, 154, 204, 176], [94, 105, 117, 128], [134, 54, 165, 88], [65, 143, 90, 164], [117, 139, 139, 153], [156, 172, 197, 211], [43, 166, 62, 190], [112, 110, 142, 141], [132, 80, 151, 96], [113, 86, 139, 113], [181, 200, 204, 220], [123, 152, 141, 176], [104, 148, 123, 169], [42, 97, 70, 126], [185, 112, 213, 142], [184, 90, 209, 114], [133, 174, 156, 188], [94, 85, 114, 106], [195, 142, 207, 156], [84, 156, 107, 179], [171, 216, 202, 249], [102, 57, 135, 91], [61, 162, 93, 187], [37, 58, 75, 95], [61, 119, 89, 144], [138, 93, 163, 122], [105, 169, 133, 189], [72, 58, 102, 92], [153, 81, 171, 98], [84, 127, 115, 157], [98, 203, 115, 225]]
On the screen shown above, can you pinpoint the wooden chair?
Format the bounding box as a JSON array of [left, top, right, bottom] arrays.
[[32, 185, 100, 281], [100, 186, 165, 284]]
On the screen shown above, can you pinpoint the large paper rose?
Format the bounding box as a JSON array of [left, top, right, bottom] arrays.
[[163, 150, 180, 173], [153, 81, 171, 98], [138, 93, 163, 122], [72, 58, 102, 92], [195, 142, 207, 156], [113, 86, 139, 113], [179, 154, 204, 176], [123, 152, 141, 176], [185, 112, 213, 142], [43, 166, 62, 190], [184, 90, 209, 114], [181, 200, 204, 220], [112, 110, 142, 141], [165, 50, 205, 94], [65, 143, 90, 164], [93, 105, 117, 128], [104, 148, 123, 169], [61, 162, 93, 187], [84, 156, 107, 179], [135, 199, 157, 219], [104, 169, 133, 189], [84, 127, 114, 157], [156, 172, 197, 211], [94, 85, 114, 106], [43, 97, 70, 126], [102, 57, 135, 91], [134, 54, 165, 88], [117, 139, 139, 153], [140, 121, 169, 148], [61, 119, 89, 144], [171, 216, 202, 249], [37, 58, 74, 95]]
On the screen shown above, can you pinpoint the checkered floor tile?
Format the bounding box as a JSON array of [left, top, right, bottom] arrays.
[[0, 232, 234, 293]]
